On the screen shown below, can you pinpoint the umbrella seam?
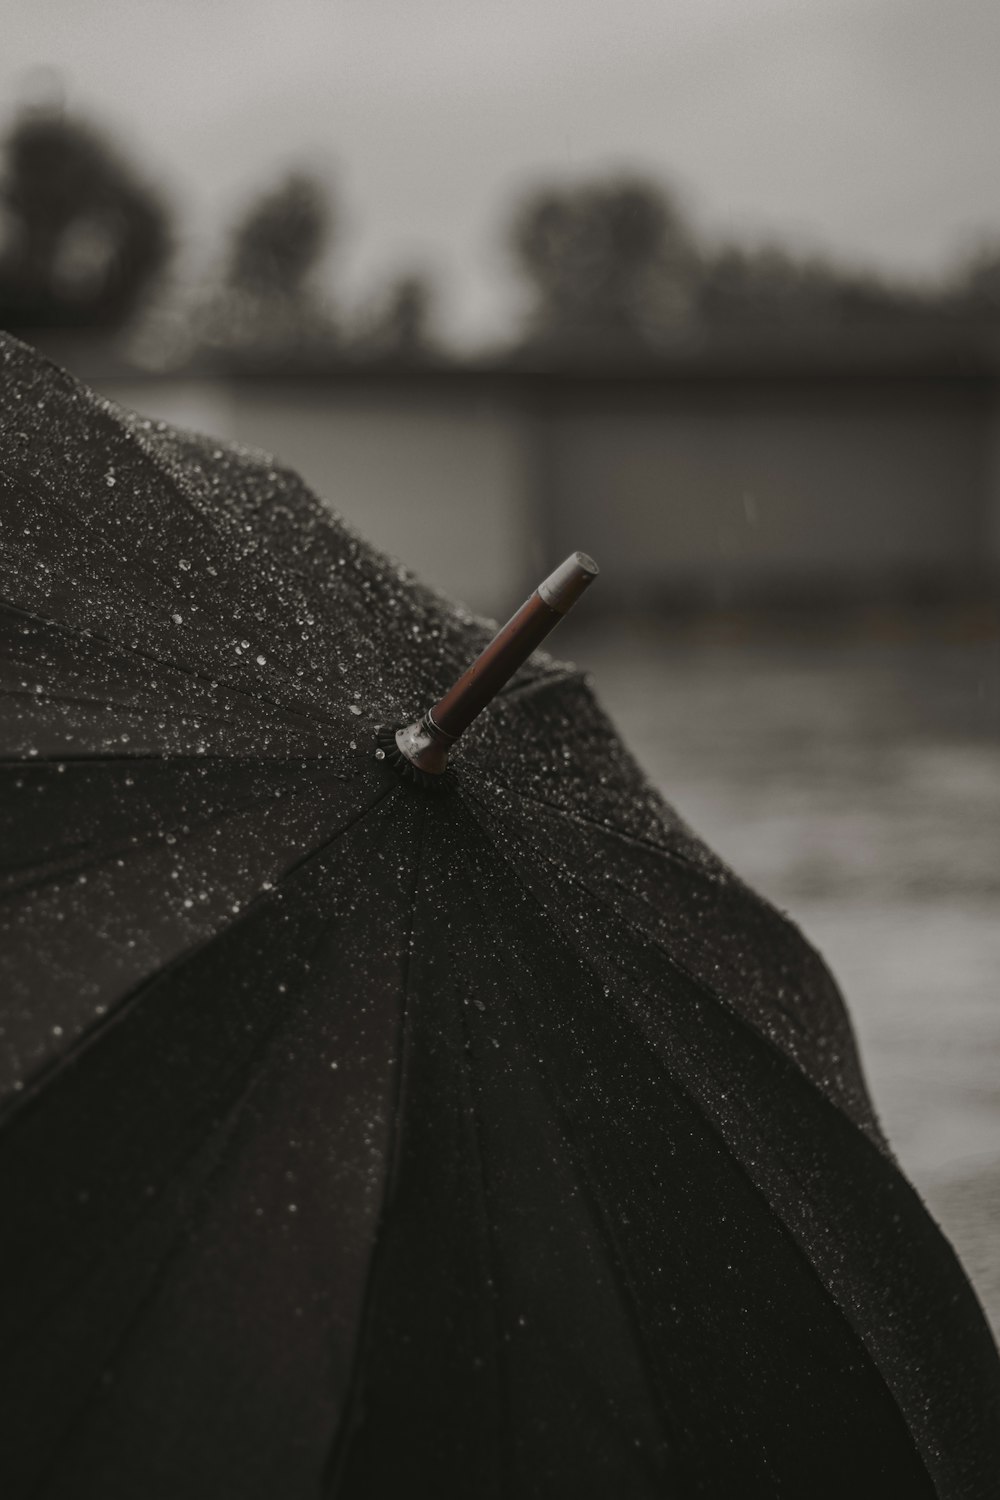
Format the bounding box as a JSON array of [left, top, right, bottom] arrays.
[[471, 821, 939, 1492], [0, 782, 399, 1129], [0, 684, 321, 738], [473, 793, 883, 1149], [465, 684, 846, 997], [450, 880, 516, 1500], [321, 795, 428, 1497], [7, 420, 497, 734], [0, 597, 349, 737], [16, 871, 365, 1497], [444, 802, 692, 1489], [468, 778, 725, 884], [0, 767, 359, 901], [513, 823, 829, 1042], [0, 751, 353, 766]]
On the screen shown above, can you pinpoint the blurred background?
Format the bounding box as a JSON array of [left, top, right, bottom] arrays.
[[2, 0, 998, 1331]]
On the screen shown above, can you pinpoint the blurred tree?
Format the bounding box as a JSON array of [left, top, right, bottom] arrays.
[[218, 172, 335, 352], [228, 173, 328, 300], [354, 272, 439, 360], [697, 242, 925, 333], [0, 108, 171, 333], [952, 240, 1000, 318], [510, 176, 698, 356]]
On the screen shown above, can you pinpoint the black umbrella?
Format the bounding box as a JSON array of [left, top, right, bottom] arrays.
[[1, 331, 998, 1499]]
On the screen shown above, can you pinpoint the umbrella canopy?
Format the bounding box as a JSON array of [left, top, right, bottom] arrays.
[[1, 331, 998, 1499]]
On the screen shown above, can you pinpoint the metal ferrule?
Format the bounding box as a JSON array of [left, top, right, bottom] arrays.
[[394, 713, 454, 776]]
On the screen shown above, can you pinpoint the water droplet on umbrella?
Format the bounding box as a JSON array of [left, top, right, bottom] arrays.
[[171, 613, 183, 625], [179, 559, 191, 571]]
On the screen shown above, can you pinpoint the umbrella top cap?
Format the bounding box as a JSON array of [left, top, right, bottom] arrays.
[[537, 553, 599, 614], [379, 551, 598, 789]]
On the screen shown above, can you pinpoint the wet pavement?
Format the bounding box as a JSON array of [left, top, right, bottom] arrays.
[[564, 620, 1000, 1339]]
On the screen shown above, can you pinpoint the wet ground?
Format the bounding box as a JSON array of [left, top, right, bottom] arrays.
[[562, 619, 1000, 1339]]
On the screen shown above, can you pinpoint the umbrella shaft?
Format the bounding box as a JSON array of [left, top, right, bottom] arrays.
[[430, 592, 560, 740], [387, 553, 597, 783]]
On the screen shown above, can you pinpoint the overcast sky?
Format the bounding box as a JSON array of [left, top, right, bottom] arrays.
[[5, 0, 1000, 344]]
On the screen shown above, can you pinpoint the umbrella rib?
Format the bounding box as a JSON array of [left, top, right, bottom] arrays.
[[1, 782, 399, 1128], [6, 423, 402, 738], [491, 805, 805, 1028], [466, 786, 877, 1138], [3, 459, 299, 642], [443, 824, 681, 1489], [0, 513, 288, 693], [619, 989, 941, 1491], [0, 764, 357, 901], [45, 427, 400, 701], [0, 751, 349, 768], [452, 927, 515, 1500], [509, 1053, 684, 1479], [14, 864, 366, 1491], [458, 807, 936, 1485], [469, 778, 724, 883], [0, 684, 316, 740], [0, 599, 347, 737], [496, 770, 810, 923], [2, 791, 408, 1491], [322, 796, 429, 1496]]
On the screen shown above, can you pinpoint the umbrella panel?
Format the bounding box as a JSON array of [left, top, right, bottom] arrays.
[[7, 777, 992, 1496]]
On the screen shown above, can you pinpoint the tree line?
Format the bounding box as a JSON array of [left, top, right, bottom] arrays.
[[2, 105, 998, 365]]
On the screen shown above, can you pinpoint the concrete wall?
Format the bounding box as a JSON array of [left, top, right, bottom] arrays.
[[230, 385, 532, 619], [541, 378, 995, 608], [101, 367, 999, 617]]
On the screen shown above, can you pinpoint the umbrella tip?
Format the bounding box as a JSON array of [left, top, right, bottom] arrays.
[[537, 552, 599, 614]]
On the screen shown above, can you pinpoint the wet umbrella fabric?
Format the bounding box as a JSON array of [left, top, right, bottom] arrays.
[[1, 332, 998, 1499]]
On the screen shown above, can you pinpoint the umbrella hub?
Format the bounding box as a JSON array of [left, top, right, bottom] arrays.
[[394, 713, 455, 775], [375, 714, 456, 791]]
